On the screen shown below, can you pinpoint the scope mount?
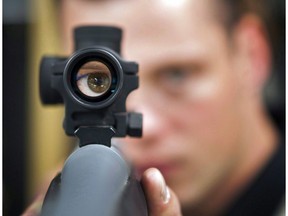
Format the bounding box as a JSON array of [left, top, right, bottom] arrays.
[[40, 26, 142, 148]]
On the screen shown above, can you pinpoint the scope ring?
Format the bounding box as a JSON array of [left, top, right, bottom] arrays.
[[64, 48, 124, 109]]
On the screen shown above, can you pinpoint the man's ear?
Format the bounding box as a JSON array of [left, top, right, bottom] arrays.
[[231, 14, 272, 95]]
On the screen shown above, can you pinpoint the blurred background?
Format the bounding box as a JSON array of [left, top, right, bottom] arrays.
[[3, 0, 285, 215], [4, 0, 72, 215]]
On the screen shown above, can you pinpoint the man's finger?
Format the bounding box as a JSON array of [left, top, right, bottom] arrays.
[[141, 168, 182, 216]]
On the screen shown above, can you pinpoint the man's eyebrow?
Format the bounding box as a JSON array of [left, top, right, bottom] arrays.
[[80, 62, 109, 70]]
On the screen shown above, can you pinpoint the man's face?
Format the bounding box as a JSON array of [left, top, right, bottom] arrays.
[[61, 0, 251, 208]]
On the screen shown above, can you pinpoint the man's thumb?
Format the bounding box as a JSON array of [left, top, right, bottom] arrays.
[[141, 168, 182, 216]]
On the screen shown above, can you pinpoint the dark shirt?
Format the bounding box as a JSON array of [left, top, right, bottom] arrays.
[[223, 138, 285, 216]]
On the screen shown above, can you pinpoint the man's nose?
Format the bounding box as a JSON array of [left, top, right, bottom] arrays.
[[126, 89, 164, 140]]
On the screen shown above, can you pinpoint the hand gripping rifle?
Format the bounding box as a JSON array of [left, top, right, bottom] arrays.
[[39, 26, 148, 216]]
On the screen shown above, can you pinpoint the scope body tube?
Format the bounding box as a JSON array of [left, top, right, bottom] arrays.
[[41, 144, 148, 216]]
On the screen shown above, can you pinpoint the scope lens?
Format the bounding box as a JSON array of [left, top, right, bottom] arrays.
[[76, 61, 112, 97]]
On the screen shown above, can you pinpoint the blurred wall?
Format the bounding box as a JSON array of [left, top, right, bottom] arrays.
[[26, 0, 72, 200], [3, 0, 28, 214], [3, 0, 71, 215], [263, 0, 285, 134]]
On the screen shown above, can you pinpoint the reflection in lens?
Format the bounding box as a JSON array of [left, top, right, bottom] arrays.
[[76, 61, 112, 97]]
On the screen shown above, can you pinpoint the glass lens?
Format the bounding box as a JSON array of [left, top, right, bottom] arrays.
[[76, 61, 112, 97]]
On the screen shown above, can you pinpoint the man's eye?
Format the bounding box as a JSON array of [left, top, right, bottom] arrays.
[[76, 70, 112, 97], [164, 68, 188, 83], [75, 61, 112, 98], [154, 65, 203, 96], [157, 68, 190, 89]]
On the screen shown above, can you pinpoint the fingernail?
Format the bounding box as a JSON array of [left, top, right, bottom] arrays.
[[161, 185, 171, 204]]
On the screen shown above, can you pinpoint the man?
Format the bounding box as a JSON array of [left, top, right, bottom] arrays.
[[24, 0, 284, 215]]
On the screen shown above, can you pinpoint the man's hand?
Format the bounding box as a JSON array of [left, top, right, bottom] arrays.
[[141, 168, 182, 216], [21, 194, 44, 216]]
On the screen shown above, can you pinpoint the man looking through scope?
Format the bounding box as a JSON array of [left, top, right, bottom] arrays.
[[77, 61, 112, 97], [23, 0, 284, 215]]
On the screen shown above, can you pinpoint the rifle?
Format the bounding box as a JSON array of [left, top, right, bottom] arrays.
[[39, 26, 148, 216]]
